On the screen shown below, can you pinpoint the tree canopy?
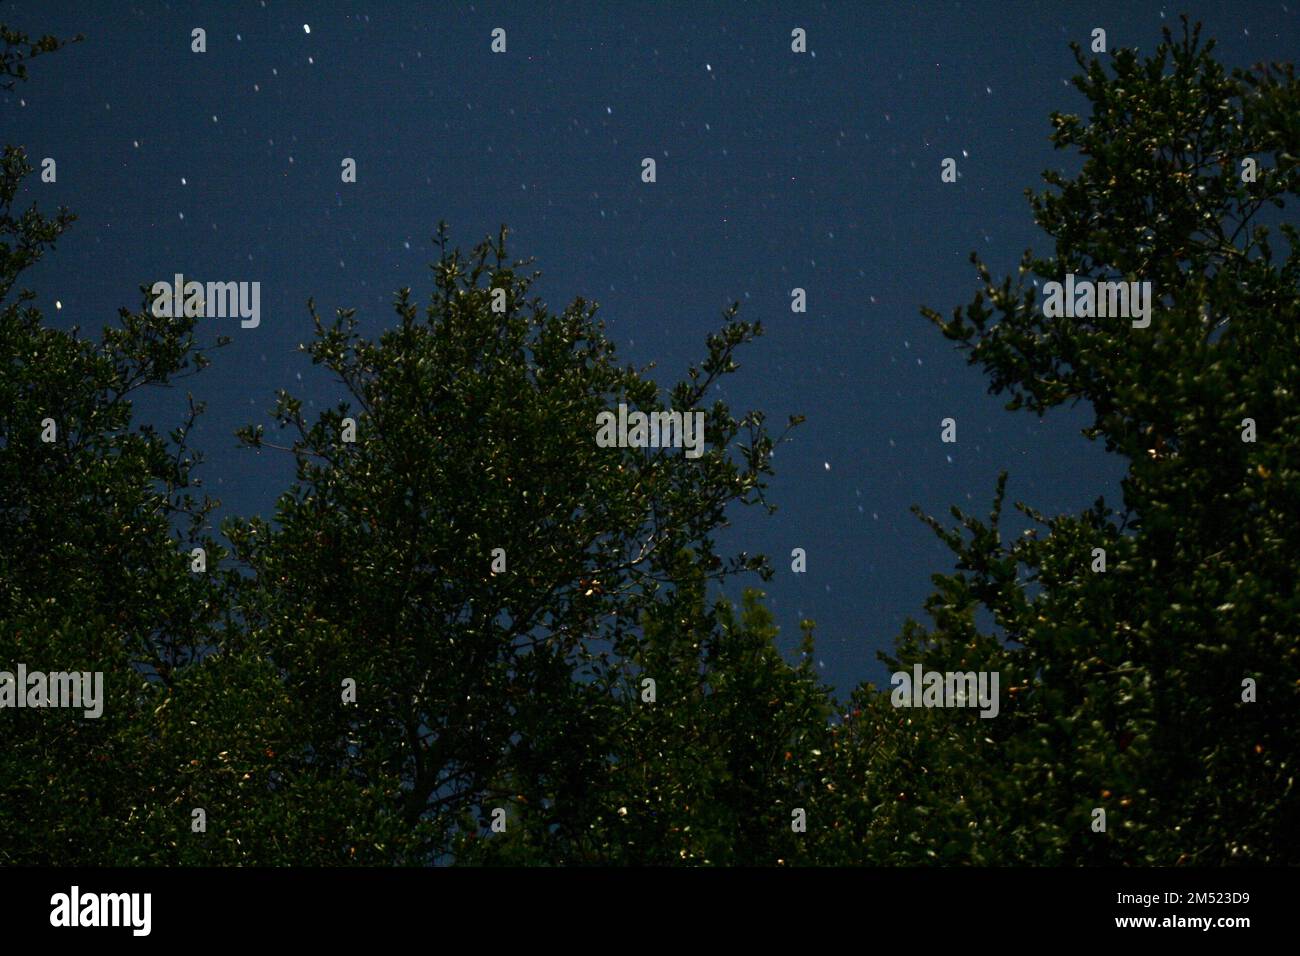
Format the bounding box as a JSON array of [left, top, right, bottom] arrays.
[[1, 17, 1295, 866]]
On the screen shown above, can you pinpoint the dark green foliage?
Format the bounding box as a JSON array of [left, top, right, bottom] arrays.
[[225, 223, 797, 861], [825, 17, 1299, 865], [453, 575, 833, 866], [2, 17, 1296, 866], [0, 25, 368, 864]]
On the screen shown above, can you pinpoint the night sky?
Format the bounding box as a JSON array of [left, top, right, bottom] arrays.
[[7, 1, 1297, 694]]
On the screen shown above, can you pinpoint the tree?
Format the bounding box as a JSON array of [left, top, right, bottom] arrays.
[[0, 25, 362, 865], [0, 23, 219, 862], [822, 17, 1299, 865], [227, 224, 802, 862], [451, 569, 834, 866]]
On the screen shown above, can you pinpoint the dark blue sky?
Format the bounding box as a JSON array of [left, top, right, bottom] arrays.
[[7, 1, 1296, 694]]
